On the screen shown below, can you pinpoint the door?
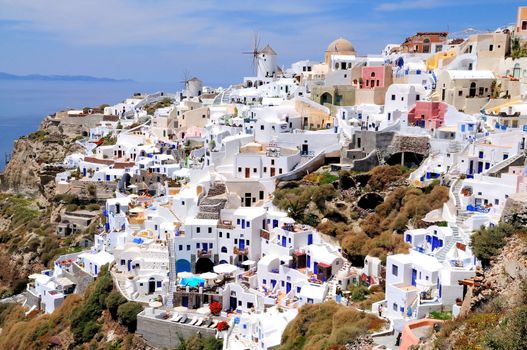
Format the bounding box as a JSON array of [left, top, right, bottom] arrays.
[[469, 160, 474, 174], [94, 265, 98, 275], [302, 144, 308, 155], [411, 269, 417, 286], [307, 255, 311, 269], [432, 236, 441, 251], [286, 282, 292, 293], [307, 234, 313, 245], [441, 89, 445, 101], [244, 195, 251, 207], [270, 168, 275, 177], [127, 260, 132, 271], [182, 296, 189, 307], [239, 239, 245, 250], [282, 236, 287, 247], [149, 279, 156, 294], [271, 279, 277, 288], [314, 262, 318, 274], [230, 297, 237, 311], [245, 168, 250, 178], [477, 162, 483, 173]]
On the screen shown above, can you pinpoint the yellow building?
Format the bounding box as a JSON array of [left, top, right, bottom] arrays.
[[426, 50, 457, 70]]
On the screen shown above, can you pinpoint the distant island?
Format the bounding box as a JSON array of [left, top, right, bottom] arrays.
[[0, 71, 132, 82]]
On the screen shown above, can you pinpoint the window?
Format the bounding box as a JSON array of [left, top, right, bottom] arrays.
[[247, 221, 250, 228], [253, 168, 257, 173], [179, 245, 183, 251], [221, 246, 228, 253], [209, 243, 213, 248], [495, 199, 500, 205], [246, 240, 250, 246], [416, 94, 420, 101], [238, 167, 242, 172], [120, 259, 125, 266], [271, 159, 275, 165], [196, 243, 200, 248], [263, 167, 267, 172], [187, 245, 190, 251], [458, 90, 462, 96], [523, 21, 527, 30], [157, 281, 162, 288], [393, 303, 397, 311], [489, 44, 494, 51], [235, 238, 238, 244], [219, 231, 222, 238], [259, 191, 264, 200], [392, 264, 399, 276], [208, 227, 212, 233], [227, 232, 230, 239], [391, 94, 396, 101], [196, 227, 201, 233], [260, 125, 264, 130]]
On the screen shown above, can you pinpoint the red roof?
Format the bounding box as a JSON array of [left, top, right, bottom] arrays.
[[84, 157, 114, 165]]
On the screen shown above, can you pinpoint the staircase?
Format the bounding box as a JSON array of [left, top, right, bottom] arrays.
[[166, 235, 177, 308], [324, 260, 351, 302], [196, 182, 227, 220], [376, 149, 385, 165]]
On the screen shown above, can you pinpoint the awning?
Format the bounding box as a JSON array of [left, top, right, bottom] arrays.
[[213, 263, 239, 274]]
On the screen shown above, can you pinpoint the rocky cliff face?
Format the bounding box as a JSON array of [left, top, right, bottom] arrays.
[[0, 117, 82, 198]]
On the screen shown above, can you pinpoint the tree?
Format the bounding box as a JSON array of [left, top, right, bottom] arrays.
[[106, 290, 126, 320], [117, 302, 143, 332]]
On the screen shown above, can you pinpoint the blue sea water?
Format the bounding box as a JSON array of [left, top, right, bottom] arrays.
[[0, 80, 175, 171]]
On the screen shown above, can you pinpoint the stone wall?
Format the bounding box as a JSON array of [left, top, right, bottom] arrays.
[[136, 313, 217, 349], [387, 135, 430, 156]]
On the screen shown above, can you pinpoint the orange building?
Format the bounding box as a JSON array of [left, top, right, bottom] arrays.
[[516, 6, 527, 38], [401, 32, 448, 54]]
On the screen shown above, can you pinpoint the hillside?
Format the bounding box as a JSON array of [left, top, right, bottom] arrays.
[[280, 301, 385, 350]]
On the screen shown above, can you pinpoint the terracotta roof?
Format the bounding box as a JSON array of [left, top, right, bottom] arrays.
[[103, 115, 119, 122], [114, 162, 135, 169], [83, 157, 114, 165]]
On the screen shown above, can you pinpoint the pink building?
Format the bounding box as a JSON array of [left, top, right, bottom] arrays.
[[407, 101, 448, 130], [361, 66, 387, 89]]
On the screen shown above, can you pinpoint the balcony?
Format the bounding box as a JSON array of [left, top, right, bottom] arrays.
[[197, 249, 212, 258], [233, 247, 249, 256]]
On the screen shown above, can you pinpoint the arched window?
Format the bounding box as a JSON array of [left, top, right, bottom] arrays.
[[221, 246, 228, 253], [371, 72, 376, 78]]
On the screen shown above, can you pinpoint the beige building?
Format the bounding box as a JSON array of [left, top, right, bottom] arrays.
[[457, 32, 510, 72], [325, 37, 356, 64], [295, 96, 334, 130], [435, 70, 495, 114], [516, 6, 527, 39]]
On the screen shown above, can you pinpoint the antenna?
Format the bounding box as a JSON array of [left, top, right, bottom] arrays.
[[242, 32, 262, 75]]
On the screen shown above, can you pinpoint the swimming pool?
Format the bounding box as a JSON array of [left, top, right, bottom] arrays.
[[180, 277, 206, 287]]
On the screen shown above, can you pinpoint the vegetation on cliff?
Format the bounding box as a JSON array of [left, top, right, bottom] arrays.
[[273, 165, 449, 263], [0, 265, 146, 350], [279, 302, 384, 350]]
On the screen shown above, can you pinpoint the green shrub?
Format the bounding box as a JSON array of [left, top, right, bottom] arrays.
[[117, 302, 143, 332], [106, 291, 127, 320], [470, 224, 516, 267]]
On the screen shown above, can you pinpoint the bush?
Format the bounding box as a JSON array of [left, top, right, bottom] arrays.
[[117, 302, 143, 332], [216, 320, 229, 331], [209, 301, 222, 315], [350, 286, 368, 302], [106, 291, 127, 320], [470, 224, 515, 267]]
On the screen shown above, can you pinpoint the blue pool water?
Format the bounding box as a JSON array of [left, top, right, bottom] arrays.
[[180, 277, 205, 287]]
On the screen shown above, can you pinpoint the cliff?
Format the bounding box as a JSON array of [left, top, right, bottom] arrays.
[[0, 116, 83, 198]]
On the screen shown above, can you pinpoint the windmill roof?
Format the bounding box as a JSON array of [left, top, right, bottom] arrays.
[[261, 44, 277, 55]]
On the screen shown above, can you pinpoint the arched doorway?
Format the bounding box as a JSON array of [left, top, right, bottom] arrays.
[[195, 258, 214, 274], [469, 82, 476, 97], [148, 277, 156, 294], [320, 92, 333, 105], [176, 259, 191, 273]]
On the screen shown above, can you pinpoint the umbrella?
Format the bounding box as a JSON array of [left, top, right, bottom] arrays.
[[177, 271, 193, 278], [200, 272, 219, 280], [128, 184, 138, 188], [129, 206, 144, 213], [213, 263, 239, 274], [149, 301, 162, 308], [197, 307, 211, 315], [173, 306, 188, 312], [241, 260, 256, 266]]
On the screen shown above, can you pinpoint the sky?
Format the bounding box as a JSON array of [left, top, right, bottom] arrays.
[[0, 0, 525, 87]]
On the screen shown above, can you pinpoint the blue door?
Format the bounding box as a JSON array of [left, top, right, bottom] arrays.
[[182, 296, 189, 307], [202, 243, 208, 252], [106, 175, 111, 181], [241, 220, 245, 229], [411, 269, 417, 286], [307, 255, 311, 268], [286, 282, 291, 293], [94, 265, 98, 275], [273, 219, 278, 228], [176, 259, 191, 272], [477, 162, 483, 173], [230, 297, 237, 311], [127, 260, 132, 271], [281, 236, 287, 247], [83, 168, 87, 177], [314, 262, 318, 274], [239, 239, 245, 249], [432, 236, 441, 251], [271, 279, 277, 288], [307, 234, 313, 245]]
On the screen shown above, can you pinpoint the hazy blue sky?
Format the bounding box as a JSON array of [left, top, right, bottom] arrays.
[[0, 0, 524, 86]]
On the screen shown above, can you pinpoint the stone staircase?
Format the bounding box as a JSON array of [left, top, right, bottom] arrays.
[[196, 182, 227, 220], [324, 260, 351, 302], [166, 236, 176, 308]]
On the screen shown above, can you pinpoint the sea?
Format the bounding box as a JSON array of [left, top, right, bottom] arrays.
[[0, 80, 176, 171]]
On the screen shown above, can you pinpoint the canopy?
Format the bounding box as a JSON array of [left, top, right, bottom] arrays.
[[173, 306, 188, 312], [129, 206, 144, 213], [241, 260, 256, 266], [177, 271, 194, 278], [200, 272, 219, 280], [213, 263, 239, 274]]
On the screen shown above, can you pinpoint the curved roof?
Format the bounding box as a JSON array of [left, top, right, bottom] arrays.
[[260, 44, 277, 55], [326, 37, 356, 54]]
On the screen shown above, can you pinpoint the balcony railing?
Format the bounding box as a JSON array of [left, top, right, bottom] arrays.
[[233, 247, 249, 256], [197, 249, 212, 258]]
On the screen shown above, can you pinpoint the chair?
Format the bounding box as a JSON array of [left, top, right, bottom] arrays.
[[169, 313, 180, 322], [195, 317, 204, 326], [209, 320, 219, 329]]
